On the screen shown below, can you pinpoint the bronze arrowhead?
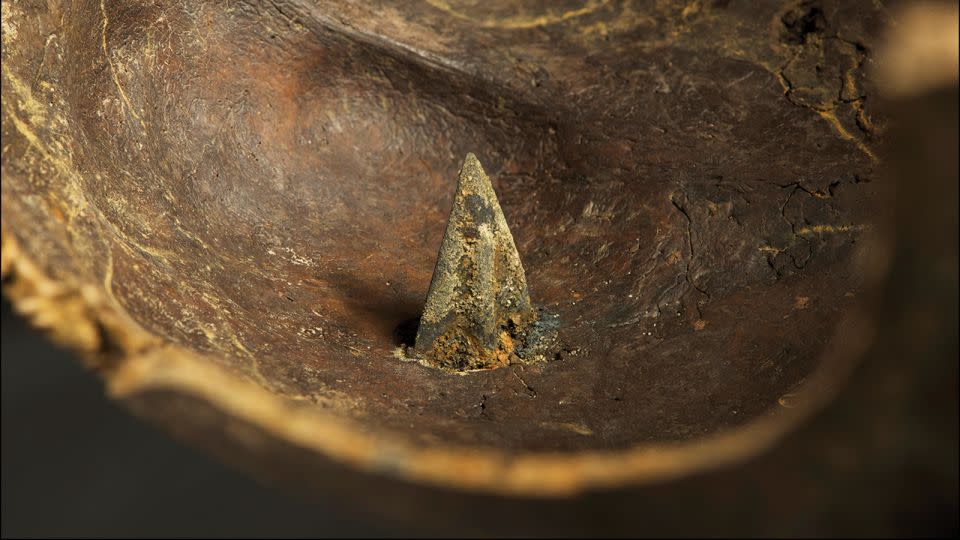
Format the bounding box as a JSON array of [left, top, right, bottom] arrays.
[[414, 153, 537, 370]]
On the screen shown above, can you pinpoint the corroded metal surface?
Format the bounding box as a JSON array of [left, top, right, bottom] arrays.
[[410, 153, 547, 371], [2, 1, 955, 532]]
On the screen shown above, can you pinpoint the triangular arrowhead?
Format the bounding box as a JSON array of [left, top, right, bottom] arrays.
[[415, 153, 534, 370]]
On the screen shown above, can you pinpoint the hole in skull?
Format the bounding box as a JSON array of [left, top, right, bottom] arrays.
[[394, 315, 421, 348]]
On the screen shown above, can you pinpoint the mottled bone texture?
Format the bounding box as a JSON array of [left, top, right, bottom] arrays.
[[5, 1, 943, 519]]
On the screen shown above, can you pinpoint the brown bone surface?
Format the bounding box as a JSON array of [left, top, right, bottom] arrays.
[[3, 1, 955, 532]]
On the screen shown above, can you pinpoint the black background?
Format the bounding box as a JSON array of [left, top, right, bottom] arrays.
[[1, 297, 402, 538]]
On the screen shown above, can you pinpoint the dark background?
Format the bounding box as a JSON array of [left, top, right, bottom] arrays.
[[1, 297, 400, 538]]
